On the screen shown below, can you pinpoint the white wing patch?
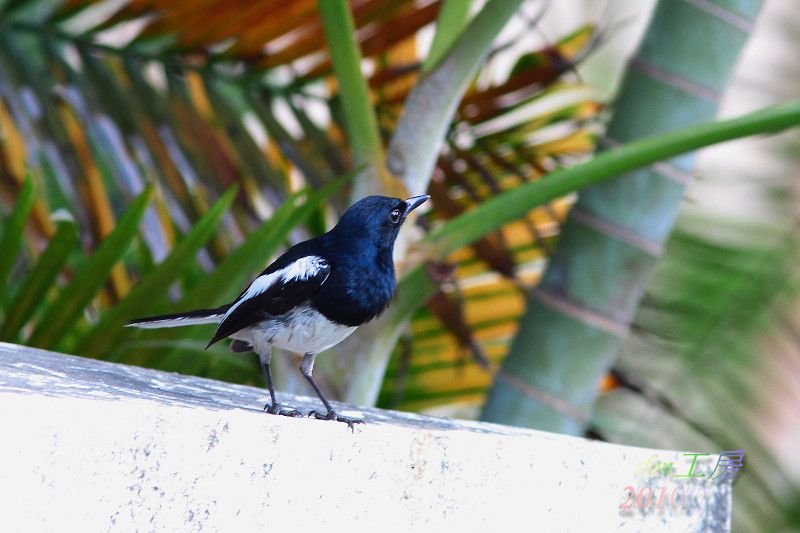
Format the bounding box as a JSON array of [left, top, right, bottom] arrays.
[[223, 256, 329, 321], [282, 256, 329, 282], [224, 272, 281, 320]]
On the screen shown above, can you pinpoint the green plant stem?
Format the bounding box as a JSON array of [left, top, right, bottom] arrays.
[[428, 100, 800, 254], [423, 0, 473, 72], [317, 0, 386, 199]]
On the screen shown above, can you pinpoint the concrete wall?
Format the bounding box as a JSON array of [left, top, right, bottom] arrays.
[[0, 342, 731, 531]]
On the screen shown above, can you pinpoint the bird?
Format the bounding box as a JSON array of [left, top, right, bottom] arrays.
[[127, 194, 429, 426]]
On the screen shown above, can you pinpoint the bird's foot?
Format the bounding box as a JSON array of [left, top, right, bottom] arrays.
[[308, 409, 364, 430], [264, 403, 303, 417]]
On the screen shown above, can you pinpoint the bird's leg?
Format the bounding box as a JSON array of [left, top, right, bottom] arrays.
[[258, 347, 301, 417], [301, 353, 363, 428]]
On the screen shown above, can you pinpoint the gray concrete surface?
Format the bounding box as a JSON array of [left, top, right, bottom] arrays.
[[0, 342, 731, 532]]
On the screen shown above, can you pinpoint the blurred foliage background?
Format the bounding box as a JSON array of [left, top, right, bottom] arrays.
[[0, 0, 798, 530]]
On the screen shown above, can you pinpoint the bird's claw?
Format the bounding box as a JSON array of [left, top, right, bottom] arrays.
[[308, 409, 364, 430], [264, 403, 303, 418]]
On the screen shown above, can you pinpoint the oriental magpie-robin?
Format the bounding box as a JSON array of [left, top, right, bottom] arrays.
[[127, 194, 429, 425]]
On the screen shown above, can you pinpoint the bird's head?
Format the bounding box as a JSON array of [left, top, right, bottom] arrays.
[[332, 194, 429, 251]]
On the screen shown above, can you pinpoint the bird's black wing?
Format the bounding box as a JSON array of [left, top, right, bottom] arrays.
[[207, 256, 331, 347]]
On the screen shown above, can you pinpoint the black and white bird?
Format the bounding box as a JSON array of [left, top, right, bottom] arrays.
[[127, 194, 429, 425]]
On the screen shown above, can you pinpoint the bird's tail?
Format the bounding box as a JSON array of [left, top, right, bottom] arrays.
[[125, 306, 229, 329]]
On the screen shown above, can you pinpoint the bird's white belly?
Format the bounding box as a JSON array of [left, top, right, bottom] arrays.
[[235, 306, 356, 355]]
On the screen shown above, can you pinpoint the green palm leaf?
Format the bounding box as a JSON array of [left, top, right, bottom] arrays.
[[0, 218, 77, 341], [26, 185, 152, 349], [0, 174, 35, 302], [74, 186, 238, 356]]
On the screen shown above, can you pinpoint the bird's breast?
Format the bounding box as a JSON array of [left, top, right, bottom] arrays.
[[313, 259, 396, 327]]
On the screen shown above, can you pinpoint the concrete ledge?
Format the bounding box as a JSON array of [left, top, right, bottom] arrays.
[[0, 342, 731, 531]]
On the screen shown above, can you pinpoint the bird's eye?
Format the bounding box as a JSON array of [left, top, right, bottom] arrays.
[[390, 208, 401, 224]]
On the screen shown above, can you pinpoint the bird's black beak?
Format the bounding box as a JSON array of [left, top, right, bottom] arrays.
[[404, 195, 430, 216]]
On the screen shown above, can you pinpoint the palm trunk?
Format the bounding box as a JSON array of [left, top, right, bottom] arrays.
[[481, 0, 764, 433]]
